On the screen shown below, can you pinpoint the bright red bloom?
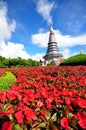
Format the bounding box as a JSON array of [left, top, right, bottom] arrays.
[[71, 98, 78, 106], [0, 91, 6, 103], [65, 97, 70, 105], [69, 90, 76, 96], [29, 93, 35, 102], [77, 111, 86, 129], [2, 121, 12, 130], [69, 75, 76, 82], [18, 102, 25, 111], [6, 90, 17, 100], [78, 120, 86, 129], [45, 98, 52, 108], [78, 98, 86, 108], [40, 88, 48, 98], [24, 108, 35, 121], [62, 89, 69, 96], [15, 111, 24, 124], [63, 81, 67, 87], [79, 76, 86, 86], [23, 97, 29, 105], [60, 117, 69, 129]]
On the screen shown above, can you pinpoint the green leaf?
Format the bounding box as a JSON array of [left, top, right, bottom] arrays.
[[13, 124, 21, 130], [45, 112, 51, 121], [3, 104, 8, 111], [9, 114, 15, 122], [37, 122, 46, 128], [50, 113, 57, 121]]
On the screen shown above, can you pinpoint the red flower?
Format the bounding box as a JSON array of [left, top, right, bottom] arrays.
[[2, 121, 12, 130], [45, 98, 52, 108], [24, 107, 35, 121], [78, 119, 86, 129], [60, 117, 69, 129], [65, 97, 70, 105], [0, 91, 6, 103], [15, 111, 24, 124], [17, 102, 25, 111], [23, 97, 29, 105], [78, 98, 86, 108], [37, 101, 43, 108], [71, 98, 78, 106], [29, 93, 35, 102], [77, 111, 86, 129], [62, 89, 69, 96], [69, 90, 76, 96], [69, 75, 76, 82], [40, 88, 48, 98], [79, 76, 86, 86], [63, 81, 67, 87], [6, 90, 17, 100]]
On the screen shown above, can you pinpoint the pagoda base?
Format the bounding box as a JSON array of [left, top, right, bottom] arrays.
[[42, 53, 63, 66]]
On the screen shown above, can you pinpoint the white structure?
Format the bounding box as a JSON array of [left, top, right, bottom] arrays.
[[43, 25, 63, 65]]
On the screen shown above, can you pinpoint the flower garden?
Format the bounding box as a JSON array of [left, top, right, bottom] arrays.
[[0, 66, 86, 130]]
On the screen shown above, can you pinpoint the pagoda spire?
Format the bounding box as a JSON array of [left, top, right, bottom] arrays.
[[49, 24, 56, 43], [50, 24, 54, 34]]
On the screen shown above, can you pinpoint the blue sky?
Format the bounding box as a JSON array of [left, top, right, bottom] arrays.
[[0, 0, 86, 60]]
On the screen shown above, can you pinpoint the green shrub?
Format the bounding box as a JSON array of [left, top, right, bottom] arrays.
[[0, 71, 16, 91], [0, 56, 40, 68], [60, 54, 86, 66]]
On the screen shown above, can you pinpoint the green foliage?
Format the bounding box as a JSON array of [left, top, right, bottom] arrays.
[[60, 54, 86, 66], [0, 56, 40, 68], [0, 71, 16, 90]]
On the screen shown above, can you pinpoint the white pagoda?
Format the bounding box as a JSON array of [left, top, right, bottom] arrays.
[[43, 25, 63, 65]]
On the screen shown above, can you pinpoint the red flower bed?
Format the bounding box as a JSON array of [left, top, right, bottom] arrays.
[[0, 66, 86, 130]]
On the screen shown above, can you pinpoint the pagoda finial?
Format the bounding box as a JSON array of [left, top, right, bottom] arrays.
[[50, 24, 54, 34]]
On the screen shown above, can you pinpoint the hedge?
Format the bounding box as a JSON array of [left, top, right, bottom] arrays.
[[60, 54, 86, 66]]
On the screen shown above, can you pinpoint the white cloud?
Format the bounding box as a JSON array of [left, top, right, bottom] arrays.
[[62, 48, 70, 59], [32, 29, 86, 48], [35, 0, 56, 24], [32, 32, 48, 47], [0, 1, 43, 61], [0, 1, 16, 42], [0, 1, 47, 61], [0, 1, 30, 60], [0, 42, 30, 59], [31, 53, 44, 61]]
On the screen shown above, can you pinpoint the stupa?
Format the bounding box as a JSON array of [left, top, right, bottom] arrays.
[[43, 25, 63, 65]]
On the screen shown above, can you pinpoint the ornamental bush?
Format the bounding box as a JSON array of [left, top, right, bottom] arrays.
[[60, 54, 86, 66], [0, 71, 16, 90]]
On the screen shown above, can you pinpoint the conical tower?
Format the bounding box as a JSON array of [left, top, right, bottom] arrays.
[[43, 25, 63, 65]]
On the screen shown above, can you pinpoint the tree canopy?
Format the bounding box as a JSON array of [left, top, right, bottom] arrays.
[[0, 56, 40, 68]]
